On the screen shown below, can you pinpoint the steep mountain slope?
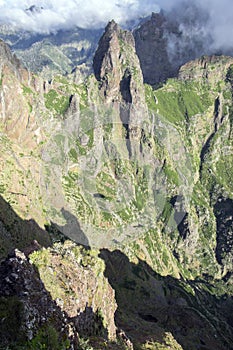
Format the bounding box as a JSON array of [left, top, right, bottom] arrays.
[[133, 6, 212, 85], [0, 25, 102, 78], [133, 12, 174, 85], [0, 21, 233, 349]]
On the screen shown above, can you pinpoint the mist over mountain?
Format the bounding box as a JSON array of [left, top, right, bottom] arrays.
[[164, 0, 233, 59], [0, 0, 233, 82], [1, 3, 233, 349], [0, 0, 159, 33], [0, 0, 232, 54]]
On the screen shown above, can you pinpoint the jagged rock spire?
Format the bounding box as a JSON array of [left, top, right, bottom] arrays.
[[93, 20, 147, 157], [93, 20, 141, 102]]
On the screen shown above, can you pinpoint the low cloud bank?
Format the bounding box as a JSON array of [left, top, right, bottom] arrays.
[[0, 0, 232, 55]]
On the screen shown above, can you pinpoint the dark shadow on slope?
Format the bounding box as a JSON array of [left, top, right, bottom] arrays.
[[214, 197, 233, 265], [0, 249, 77, 349], [0, 248, 110, 349], [170, 195, 190, 240], [99, 249, 233, 350], [200, 96, 223, 175], [48, 207, 89, 248], [0, 196, 115, 347], [72, 304, 108, 339], [0, 194, 51, 260], [199, 131, 215, 174]]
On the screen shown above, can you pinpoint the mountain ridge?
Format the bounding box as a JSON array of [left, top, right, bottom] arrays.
[[1, 5, 233, 83], [0, 20, 233, 349]]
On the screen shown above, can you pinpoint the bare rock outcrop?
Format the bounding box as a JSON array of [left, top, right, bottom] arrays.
[[93, 20, 147, 158], [0, 248, 77, 348], [0, 242, 119, 349], [134, 12, 173, 85]]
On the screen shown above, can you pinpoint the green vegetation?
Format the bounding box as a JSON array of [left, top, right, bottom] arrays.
[[76, 128, 94, 155], [145, 81, 212, 125], [22, 84, 33, 95], [53, 75, 69, 85], [222, 89, 232, 100], [163, 162, 179, 186], [135, 332, 183, 349], [44, 89, 70, 115], [226, 64, 233, 84], [62, 171, 94, 223], [68, 148, 78, 162], [77, 83, 88, 110], [160, 199, 173, 225], [0, 296, 23, 344], [103, 122, 113, 135], [30, 242, 106, 294], [25, 325, 70, 350], [0, 74, 3, 87], [30, 248, 70, 301], [0, 183, 6, 194], [96, 171, 116, 200], [215, 155, 233, 192], [1, 46, 233, 350]]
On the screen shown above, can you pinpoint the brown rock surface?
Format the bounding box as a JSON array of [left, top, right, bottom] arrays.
[[93, 20, 147, 158], [134, 12, 173, 85]]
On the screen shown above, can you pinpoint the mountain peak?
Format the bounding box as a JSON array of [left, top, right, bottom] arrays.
[[25, 5, 44, 15], [93, 21, 146, 157], [178, 55, 233, 83], [93, 21, 137, 100], [133, 12, 173, 85], [105, 19, 119, 32], [0, 39, 21, 70]]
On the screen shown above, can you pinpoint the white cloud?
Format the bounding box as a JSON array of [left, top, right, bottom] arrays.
[[200, 0, 233, 51], [0, 0, 233, 55], [0, 0, 160, 33], [158, 0, 233, 55]]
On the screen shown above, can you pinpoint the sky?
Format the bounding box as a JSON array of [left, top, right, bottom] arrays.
[[0, 0, 232, 52]]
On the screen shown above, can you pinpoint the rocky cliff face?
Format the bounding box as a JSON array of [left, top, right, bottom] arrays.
[[0, 244, 123, 349], [178, 55, 233, 82], [133, 12, 174, 85], [0, 26, 102, 79], [1, 21, 233, 350], [0, 40, 41, 145], [0, 249, 72, 348], [30, 241, 117, 340], [133, 5, 217, 85], [93, 20, 146, 158]]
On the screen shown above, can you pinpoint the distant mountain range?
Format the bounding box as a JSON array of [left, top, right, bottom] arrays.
[[1, 2, 232, 82]]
